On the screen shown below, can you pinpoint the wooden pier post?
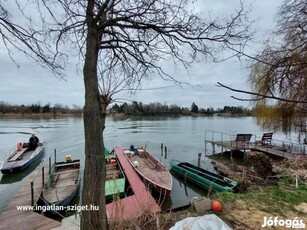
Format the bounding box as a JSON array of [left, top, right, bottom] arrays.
[[161, 143, 163, 157], [49, 156, 51, 175], [197, 153, 201, 167], [204, 140, 207, 157], [212, 143, 216, 154], [164, 146, 167, 159], [54, 149, 56, 164], [42, 166, 45, 192], [31, 181, 34, 206], [221, 133, 224, 155]]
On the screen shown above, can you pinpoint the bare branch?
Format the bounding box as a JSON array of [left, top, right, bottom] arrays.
[[216, 82, 307, 104]]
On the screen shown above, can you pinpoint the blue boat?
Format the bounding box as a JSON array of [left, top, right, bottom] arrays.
[[1, 142, 45, 174], [170, 160, 238, 192]]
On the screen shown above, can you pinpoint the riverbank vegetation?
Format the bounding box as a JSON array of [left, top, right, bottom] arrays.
[[0, 100, 252, 117], [0, 101, 83, 117], [110, 101, 252, 116]]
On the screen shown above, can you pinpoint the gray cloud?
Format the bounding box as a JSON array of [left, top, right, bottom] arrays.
[[0, 0, 281, 109]]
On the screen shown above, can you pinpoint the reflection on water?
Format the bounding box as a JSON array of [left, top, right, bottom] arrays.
[[162, 172, 208, 211], [0, 116, 275, 213]]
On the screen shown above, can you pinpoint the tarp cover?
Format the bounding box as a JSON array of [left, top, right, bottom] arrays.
[[169, 214, 232, 230]]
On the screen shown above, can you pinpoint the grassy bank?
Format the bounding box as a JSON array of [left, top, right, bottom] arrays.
[[213, 177, 307, 227]]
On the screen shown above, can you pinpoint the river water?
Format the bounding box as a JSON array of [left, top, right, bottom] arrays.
[[0, 115, 292, 213]]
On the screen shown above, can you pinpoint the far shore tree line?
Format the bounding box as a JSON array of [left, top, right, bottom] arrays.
[[109, 101, 252, 116], [0, 101, 83, 116], [0, 100, 252, 116]]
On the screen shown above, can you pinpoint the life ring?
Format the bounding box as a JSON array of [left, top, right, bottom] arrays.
[[16, 142, 23, 151]]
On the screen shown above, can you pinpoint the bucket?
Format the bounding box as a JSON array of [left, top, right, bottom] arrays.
[[65, 155, 72, 162]]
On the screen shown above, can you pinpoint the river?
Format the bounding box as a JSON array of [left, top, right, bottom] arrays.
[[0, 115, 292, 213]]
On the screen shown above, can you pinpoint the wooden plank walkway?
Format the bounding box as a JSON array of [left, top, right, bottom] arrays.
[[207, 140, 294, 158], [0, 164, 61, 230], [106, 147, 160, 220]]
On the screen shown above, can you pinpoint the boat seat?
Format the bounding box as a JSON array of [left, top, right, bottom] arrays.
[[8, 148, 28, 162], [52, 169, 79, 175]]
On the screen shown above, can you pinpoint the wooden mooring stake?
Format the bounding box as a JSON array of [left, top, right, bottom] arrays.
[[161, 143, 163, 157], [42, 166, 45, 194], [197, 153, 201, 167], [31, 181, 34, 206], [49, 156, 51, 175]]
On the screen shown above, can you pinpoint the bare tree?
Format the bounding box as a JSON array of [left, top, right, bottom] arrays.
[[1, 0, 252, 229]]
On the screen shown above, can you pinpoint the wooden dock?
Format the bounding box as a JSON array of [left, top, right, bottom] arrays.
[[205, 131, 307, 158], [106, 147, 160, 220], [207, 140, 294, 158], [0, 164, 61, 230]]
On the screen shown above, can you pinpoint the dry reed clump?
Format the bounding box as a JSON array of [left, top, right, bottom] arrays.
[[108, 206, 156, 230], [108, 207, 194, 230], [276, 156, 307, 181]]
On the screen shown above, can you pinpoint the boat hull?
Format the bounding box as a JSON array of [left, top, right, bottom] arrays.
[[42, 159, 80, 214], [1, 144, 45, 174], [123, 148, 172, 198], [170, 160, 238, 192], [44, 183, 80, 214]]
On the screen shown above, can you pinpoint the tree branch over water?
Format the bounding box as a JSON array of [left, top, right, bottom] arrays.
[[216, 82, 307, 104]]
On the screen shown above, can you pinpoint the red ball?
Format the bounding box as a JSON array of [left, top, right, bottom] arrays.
[[212, 201, 223, 212]]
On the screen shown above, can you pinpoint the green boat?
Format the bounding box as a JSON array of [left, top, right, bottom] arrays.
[[105, 156, 126, 201], [170, 160, 238, 192]]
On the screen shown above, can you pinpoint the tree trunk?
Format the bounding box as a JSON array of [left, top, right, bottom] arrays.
[[81, 4, 107, 229]]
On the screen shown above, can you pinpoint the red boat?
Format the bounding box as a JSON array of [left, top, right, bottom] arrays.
[[123, 147, 172, 198]]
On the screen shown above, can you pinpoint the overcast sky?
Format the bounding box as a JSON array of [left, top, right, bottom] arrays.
[[0, 0, 282, 109]]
